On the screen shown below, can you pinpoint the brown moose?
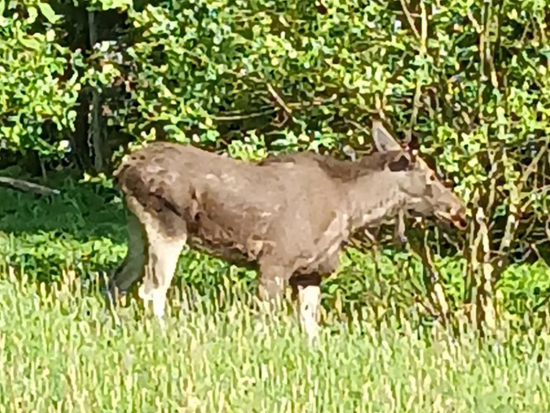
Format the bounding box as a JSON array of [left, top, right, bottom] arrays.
[[108, 121, 467, 340]]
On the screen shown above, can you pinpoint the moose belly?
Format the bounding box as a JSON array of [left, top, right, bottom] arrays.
[[291, 236, 344, 276], [185, 211, 264, 269], [187, 235, 258, 270], [299, 250, 341, 275]]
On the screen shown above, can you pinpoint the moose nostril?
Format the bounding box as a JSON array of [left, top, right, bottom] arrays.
[[457, 216, 468, 229]]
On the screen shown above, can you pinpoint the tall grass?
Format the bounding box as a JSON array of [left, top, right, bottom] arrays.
[[1, 269, 550, 412]]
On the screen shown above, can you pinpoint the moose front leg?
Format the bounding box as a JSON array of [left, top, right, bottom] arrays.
[[394, 209, 408, 245], [290, 273, 322, 343]]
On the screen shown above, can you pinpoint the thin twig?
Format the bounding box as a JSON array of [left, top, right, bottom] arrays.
[[409, 0, 428, 135], [266, 83, 293, 116], [343, 118, 370, 134], [399, 0, 421, 39], [0, 176, 60, 196], [520, 144, 547, 186], [211, 96, 336, 122], [497, 144, 548, 258], [89, 10, 105, 172], [212, 108, 278, 121], [420, 0, 428, 53], [467, 8, 483, 33]]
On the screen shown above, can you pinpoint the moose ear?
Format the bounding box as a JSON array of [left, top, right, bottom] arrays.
[[387, 153, 412, 172], [372, 120, 401, 152]]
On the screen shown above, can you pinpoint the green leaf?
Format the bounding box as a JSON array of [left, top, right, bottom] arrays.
[[37, 2, 60, 24], [19, 36, 41, 50], [27, 6, 38, 23]]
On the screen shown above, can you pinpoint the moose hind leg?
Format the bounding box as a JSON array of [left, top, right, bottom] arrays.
[[290, 273, 322, 343], [139, 224, 186, 319], [108, 211, 147, 303], [258, 262, 290, 312]]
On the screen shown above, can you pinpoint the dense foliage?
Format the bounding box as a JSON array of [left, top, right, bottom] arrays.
[[1, 0, 550, 329]]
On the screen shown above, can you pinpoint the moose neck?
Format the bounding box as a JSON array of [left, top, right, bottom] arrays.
[[344, 171, 410, 233]]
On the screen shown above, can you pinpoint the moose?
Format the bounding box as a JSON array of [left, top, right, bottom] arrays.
[[107, 121, 467, 340]]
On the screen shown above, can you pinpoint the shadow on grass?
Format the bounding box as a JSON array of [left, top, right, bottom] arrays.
[[0, 170, 256, 298], [0, 171, 128, 282], [0, 173, 126, 240]]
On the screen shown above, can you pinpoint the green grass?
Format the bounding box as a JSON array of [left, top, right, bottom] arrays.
[[2, 270, 550, 412], [3, 176, 550, 411]]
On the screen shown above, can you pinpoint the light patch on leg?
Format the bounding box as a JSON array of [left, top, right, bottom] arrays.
[[258, 276, 285, 301], [139, 236, 185, 319], [256, 276, 286, 315], [139, 286, 170, 317], [298, 285, 321, 344]]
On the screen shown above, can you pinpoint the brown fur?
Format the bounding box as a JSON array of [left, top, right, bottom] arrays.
[[108, 127, 467, 335], [114, 144, 422, 278]]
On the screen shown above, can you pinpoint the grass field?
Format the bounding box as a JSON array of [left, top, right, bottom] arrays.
[[2, 269, 550, 413], [2, 181, 550, 412]]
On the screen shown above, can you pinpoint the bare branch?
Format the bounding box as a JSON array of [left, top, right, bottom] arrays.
[[467, 9, 483, 33], [520, 144, 547, 187], [266, 83, 293, 117], [409, 0, 427, 135], [0, 177, 60, 196], [497, 144, 548, 259], [343, 118, 370, 134], [212, 108, 278, 121], [399, 0, 421, 39]]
